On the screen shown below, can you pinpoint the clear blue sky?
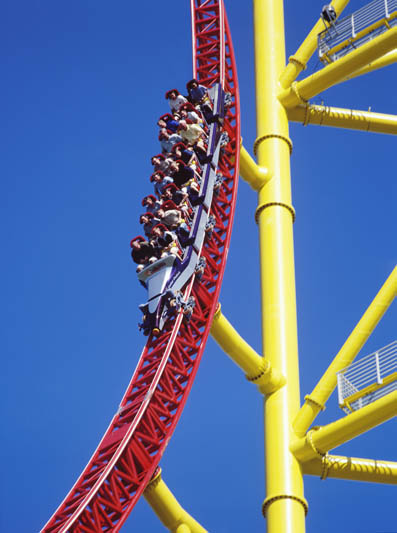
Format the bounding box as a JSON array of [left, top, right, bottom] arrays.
[[2, 1, 396, 532]]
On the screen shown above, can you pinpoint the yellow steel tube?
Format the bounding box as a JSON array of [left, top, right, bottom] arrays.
[[176, 526, 191, 533], [279, 0, 350, 88], [293, 266, 397, 437], [302, 454, 397, 484], [143, 469, 207, 533], [287, 104, 397, 135], [254, 1, 306, 531], [240, 144, 271, 190], [344, 48, 397, 81], [292, 391, 397, 462], [279, 28, 397, 108], [210, 305, 285, 394]]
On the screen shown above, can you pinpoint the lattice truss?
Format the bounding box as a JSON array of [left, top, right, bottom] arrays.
[[42, 1, 240, 531]]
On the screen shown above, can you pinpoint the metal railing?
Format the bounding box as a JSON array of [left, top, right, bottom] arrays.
[[337, 340, 397, 413], [318, 0, 397, 63]]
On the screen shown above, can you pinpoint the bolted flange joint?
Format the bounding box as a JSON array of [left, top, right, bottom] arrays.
[[262, 494, 309, 518], [246, 359, 286, 395], [255, 202, 296, 224], [304, 394, 326, 412], [288, 55, 307, 71], [253, 133, 293, 156]]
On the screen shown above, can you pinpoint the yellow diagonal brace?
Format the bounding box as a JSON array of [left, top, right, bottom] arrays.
[[144, 468, 207, 533], [210, 305, 285, 394], [344, 48, 397, 81], [292, 391, 397, 462], [294, 266, 397, 437], [302, 454, 397, 484], [288, 104, 397, 135], [240, 144, 271, 190], [176, 526, 191, 533], [278, 28, 397, 109], [279, 0, 350, 88]]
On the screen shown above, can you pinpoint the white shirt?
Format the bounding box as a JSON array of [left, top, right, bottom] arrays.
[[169, 94, 188, 113]]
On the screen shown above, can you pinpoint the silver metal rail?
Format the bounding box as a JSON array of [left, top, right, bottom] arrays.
[[337, 340, 397, 413], [318, 0, 397, 63]]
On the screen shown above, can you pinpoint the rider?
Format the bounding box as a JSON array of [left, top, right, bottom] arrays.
[[130, 236, 155, 273], [150, 171, 174, 197], [165, 89, 188, 113], [157, 113, 180, 133], [186, 78, 221, 124]]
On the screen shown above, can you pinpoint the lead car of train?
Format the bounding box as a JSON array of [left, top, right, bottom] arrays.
[[137, 83, 228, 335]]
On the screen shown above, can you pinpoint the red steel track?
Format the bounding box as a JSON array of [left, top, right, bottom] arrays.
[[42, 1, 240, 531]]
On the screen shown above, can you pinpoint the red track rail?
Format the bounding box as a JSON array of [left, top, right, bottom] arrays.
[[43, 1, 240, 531]]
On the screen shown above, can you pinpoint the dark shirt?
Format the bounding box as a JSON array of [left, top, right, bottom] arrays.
[[172, 164, 195, 187], [165, 119, 179, 133], [158, 231, 175, 248], [131, 241, 154, 264], [149, 231, 175, 257], [188, 85, 207, 104], [171, 189, 188, 206], [179, 148, 194, 165]]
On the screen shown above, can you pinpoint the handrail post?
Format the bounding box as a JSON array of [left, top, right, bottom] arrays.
[[375, 352, 383, 385], [337, 372, 344, 406], [385, 0, 390, 19]]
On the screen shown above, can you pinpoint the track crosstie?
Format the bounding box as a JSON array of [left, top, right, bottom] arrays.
[[43, 1, 240, 531]]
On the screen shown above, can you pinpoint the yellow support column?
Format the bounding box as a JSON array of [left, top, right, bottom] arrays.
[[279, 28, 397, 108], [292, 391, 397, 462], [210, 304, 285, 394], [344, 48, 397, 81], [253, 1, 306, 532], [279, 0, 350, 88], [302, 454, 397, 484], [240, 144, 271, 190], [287, 104, 397, 135], [144, 469, 207, 533], [294, 266, 397, 438]]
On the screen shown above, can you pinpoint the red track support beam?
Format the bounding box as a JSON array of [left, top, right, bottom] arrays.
[[42, 1, 240, 531]]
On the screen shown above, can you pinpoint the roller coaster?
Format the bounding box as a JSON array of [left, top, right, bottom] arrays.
[[42, 1, 240, 531], [41, 0, 397, 532]]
